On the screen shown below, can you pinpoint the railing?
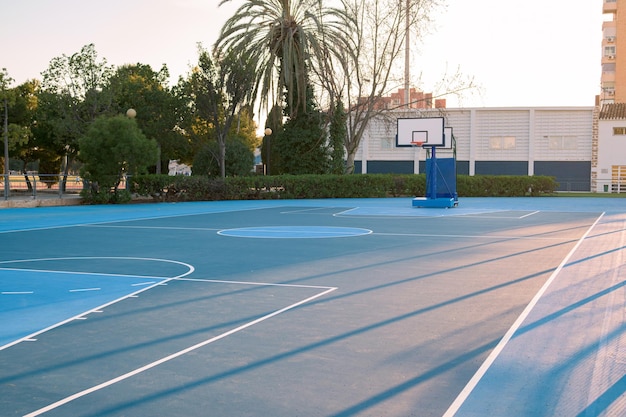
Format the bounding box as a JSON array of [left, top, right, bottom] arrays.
[[1, 174, 84, 200]]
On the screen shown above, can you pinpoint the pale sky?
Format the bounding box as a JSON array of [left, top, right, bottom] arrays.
[[1, 0, 604, 108]]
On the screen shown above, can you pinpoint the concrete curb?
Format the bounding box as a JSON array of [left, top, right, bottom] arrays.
[[0, 197, 83, 209]]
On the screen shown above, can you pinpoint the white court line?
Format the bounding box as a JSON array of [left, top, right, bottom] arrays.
[[0, 257, 194, 352], [69, 288, 101, 293], [85, 225, 222, 231], [1, 291, 34, 295], [519, 210, 540, 219], [0, 266, 180, 281], [23, 285, 337, 417], [280, 207, 344, 214], [0, 205, 273, 235], [442, 211, 605, 417], [177, 277, 337, 290], [373, 232, 570, 241]]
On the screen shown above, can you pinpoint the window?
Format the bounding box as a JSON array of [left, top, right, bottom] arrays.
[[548, 136, 578, 150], [602, 63, 616, 73], [614, 127, 626, 135], [489, 136, 516, 150], [604, 46, 616, 57], [381, 137, 394, 149]]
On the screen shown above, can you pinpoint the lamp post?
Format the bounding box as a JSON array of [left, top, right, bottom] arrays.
[[264, 127, 272, 175], [124, 108, 138, 186], [3, 97, 8, 200]]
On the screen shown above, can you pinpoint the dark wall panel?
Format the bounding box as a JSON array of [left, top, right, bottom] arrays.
[[475, 161, 528, 176], [534, 161, 591, 191]]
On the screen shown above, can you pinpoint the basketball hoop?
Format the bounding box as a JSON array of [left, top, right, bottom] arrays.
[[410, 141, 424, 147]]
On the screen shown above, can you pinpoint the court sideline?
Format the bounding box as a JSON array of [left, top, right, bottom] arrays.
[[0, 197, 624, 416]]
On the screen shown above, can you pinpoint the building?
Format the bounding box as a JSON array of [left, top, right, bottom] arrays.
[[601, 0, 626, 104], [358, 88, 446, 111], [593, 103, 626, 191], [354, 107, 594, 191], [351, 2, 623, 193], [594, 1, 626, 192]]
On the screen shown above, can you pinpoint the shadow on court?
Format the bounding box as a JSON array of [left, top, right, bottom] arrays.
[[0, 198, 623, 416]]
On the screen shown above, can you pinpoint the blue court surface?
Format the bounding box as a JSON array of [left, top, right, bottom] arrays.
[[0, 197, 624, 416]]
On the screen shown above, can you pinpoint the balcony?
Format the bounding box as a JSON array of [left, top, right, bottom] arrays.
[[603, 0, 617, 14], [602, 71, 616, 82], [603, 54, 617, 64]]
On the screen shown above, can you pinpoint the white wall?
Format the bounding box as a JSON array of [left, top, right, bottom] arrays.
[[357, 107, 594, 175]]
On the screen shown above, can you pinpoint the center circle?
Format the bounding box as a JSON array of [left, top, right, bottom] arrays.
[[217, 226, 372, 239]]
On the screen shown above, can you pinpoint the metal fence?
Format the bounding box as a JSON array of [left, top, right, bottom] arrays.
[[1, 174, 84, 200]]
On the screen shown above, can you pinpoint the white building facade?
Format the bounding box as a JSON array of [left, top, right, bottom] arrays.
[[354, 107, 595, 191], [593, 103, 626, 192]]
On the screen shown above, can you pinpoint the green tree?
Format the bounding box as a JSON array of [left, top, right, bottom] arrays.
[[106, 64, 186, 174], [180, 46, 255, 178], [79, 115, 158, 201], [273, 84, 329, 174], [216, 0, 350, 118], [10, 80, 45, 190], [39, 44, 114, 186], [193, 137, 254, 177], [329, 99, 346, 174], [190, 106, 258, 178], [1, 68, 16, 196], [260, 104, 284, 175]]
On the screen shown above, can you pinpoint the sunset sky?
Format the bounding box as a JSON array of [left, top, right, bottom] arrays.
[[2, 0, 604, 108]]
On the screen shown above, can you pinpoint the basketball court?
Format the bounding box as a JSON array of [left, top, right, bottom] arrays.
[[1, 197, 624, 416]]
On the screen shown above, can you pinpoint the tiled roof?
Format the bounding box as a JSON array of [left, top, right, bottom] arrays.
[[599, 103, 626, 120]]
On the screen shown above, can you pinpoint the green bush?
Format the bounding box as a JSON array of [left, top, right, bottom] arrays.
[[130, 174, 557, 203]]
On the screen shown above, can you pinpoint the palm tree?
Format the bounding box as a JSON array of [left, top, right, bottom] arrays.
[[216, 0, 351, 119]]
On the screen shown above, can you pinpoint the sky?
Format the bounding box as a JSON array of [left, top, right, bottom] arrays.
[[1, 0, 605, 108]]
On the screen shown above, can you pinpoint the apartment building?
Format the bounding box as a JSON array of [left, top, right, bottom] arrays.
[[593, 1, 626, 191], [358, 88, 446, 111], [601, 0, 626, 104]]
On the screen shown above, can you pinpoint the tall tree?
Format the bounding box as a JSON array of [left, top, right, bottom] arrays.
[[216, 0, 350, 118], [311, 0, 474, 173], [10, 80, 41, 190], [106, 63, 185, 174], [1, 68, 15, 196], [329, 98, 347, 174], [273, 83, 329, 174], [181, 46, 255, 178], [261, 104, 284, 175], [39, 44, 114, 186]]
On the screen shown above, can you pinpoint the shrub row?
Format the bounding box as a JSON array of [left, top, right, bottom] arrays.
[[129, 174, 558, 203]]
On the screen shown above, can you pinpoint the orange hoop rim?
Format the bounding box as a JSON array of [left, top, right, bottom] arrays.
[[410, 141, 424, 147]]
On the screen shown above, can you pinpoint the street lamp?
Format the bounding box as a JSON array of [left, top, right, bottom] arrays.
[[264, 128, 272, 175], [124, 108, 138, 183], [3, 97, 9, 200]]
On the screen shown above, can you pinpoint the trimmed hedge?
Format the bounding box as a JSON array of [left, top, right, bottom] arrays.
[[130, 174, 558, 203]]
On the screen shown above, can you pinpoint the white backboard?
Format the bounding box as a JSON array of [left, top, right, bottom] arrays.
[[396, 117, 445, 147]]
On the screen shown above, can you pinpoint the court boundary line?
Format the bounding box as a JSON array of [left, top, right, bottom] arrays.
[[0, 205, 274, 235], [23, 282, 338, 417], [0, 257, 194, 351], [373, 232, 572, 240], [442, 211, 606, 417]]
